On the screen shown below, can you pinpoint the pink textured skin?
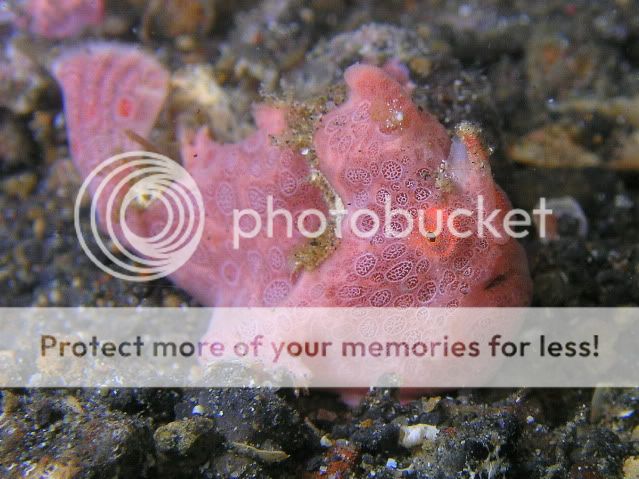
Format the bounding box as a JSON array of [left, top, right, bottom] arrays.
[[54, 45, 532, 309], [18, 0, 104, 39], [176, 106, 328, 306], [284, 64, 532, 308], [52, 44, 169, 179], [52, 43, 170, 239]]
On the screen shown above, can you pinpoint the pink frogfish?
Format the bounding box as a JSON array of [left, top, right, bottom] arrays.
[[52, 43, 533, 310]]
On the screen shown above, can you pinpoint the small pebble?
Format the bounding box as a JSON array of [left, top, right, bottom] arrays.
[[192, 405, 206, 415]]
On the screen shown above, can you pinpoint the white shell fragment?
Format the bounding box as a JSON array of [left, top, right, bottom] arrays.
[[399, 423, 439, 448]]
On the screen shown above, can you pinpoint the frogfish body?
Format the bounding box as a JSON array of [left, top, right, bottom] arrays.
[[52, 43, 532, 310]]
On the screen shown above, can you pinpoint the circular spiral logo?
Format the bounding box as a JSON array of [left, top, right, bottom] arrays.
[[74, 151, 205, 282]]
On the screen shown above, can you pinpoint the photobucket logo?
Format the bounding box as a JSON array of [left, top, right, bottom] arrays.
[[74, 151, 204, 282], [232, 195, 553, 248]]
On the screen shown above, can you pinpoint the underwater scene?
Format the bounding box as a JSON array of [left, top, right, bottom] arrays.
[[1, 0, 639, 477]]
